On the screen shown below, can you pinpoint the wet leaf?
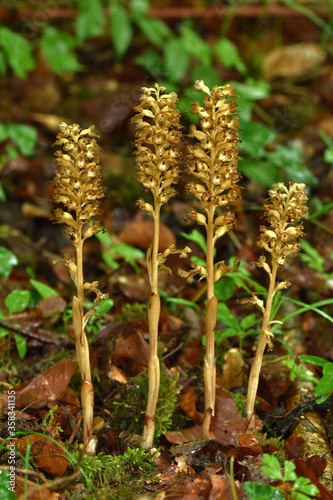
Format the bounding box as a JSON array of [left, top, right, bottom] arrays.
[[243, 482, 284, 500], [15, 434, 68, 476], [119, 220, 175, 252], [5, 290, 31, 314], [30, 279, 59, 299], [0, 247, 18, 278], [3, 357, 77, 409], [263, 42, 325, 80]]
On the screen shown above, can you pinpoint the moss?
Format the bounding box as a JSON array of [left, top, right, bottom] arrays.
[[111, 362, 179, 440], [65, 445, 158, 500]]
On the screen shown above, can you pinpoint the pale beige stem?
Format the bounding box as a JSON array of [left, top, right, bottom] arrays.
[[74, 236, 95, 454], [246, 263, 278, 433], [140, 201, 161, 449], [203, 206, 217, 439]]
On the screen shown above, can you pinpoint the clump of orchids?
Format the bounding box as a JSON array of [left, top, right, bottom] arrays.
[[132, 84, 191, 449], [53, 123, 108, 455], [179, 80, 242, 439], [244, 182, 308, 433]]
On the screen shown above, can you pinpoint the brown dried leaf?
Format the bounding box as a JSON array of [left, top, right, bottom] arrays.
[[112, 332, 149, 376], [165, 425, 203, 444], [15, 476, 60, 500], [2, 357, 77, 409], [214, 392, 262, 446], [179, 386, 203, 425], [119, 220, 176, 252], [36, 296, 67, 317], [263, 43, 325, 80], [15, 434, 69, 476], [216, 348, 246, 390], [284, 435, 305, 459]]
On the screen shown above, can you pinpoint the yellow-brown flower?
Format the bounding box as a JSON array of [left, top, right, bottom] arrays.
[[186, 81, 242, 237], [132, 84, 182, 206], [257, 182, 308, 267], [53, 123, 104, 241]]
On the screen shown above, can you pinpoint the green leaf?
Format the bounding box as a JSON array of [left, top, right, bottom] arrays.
[[232, 78, 271, 101], [102, 252, 119, 271], [268, 144, 317, 186], [5, 290, 31, 314], [76, 0, 104, 42], [0, 247, 18, 278], [14, 332, 27, 359], [7, 124, 37, 157], [298, 354, 328, 367], [300, 240, 325, 272], [94, 298, 114, 315], [181, 230, 207, 254], [240, 159, 282, 187], [214, 277, 235, 301], [0, 50, 6, 75], [30, 279, 59, 299], [239, 121, 275, 158], [95, 228, 112, 246], [217, 303, 239, 328], [283, 460, 297, 482], [0, 27, 35, 79], [110, 3, 133, 59], [314, 362, 333, 404], [292, 476, 319, 496], [0, 470, 15, 499], [215, 37, 247, 74], [240, 313, 259, 330], [180, 23, 211, 66], [130, 0, 149, 17], [260, 453, 283, 481], [215, 327, 240, 343], [0, 310, 8, 338], [136, 17, 171, 48], [165, 297, 202, 315], [109, 243, 145, 261], [40, 27, 83, 75], [165, 37, 190, 82], [135, 50, 165, 78], [243, 482, 284, 500]]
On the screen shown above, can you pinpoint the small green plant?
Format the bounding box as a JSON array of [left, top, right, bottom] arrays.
[[41, 405, 63, 433], [298, 355, 333, 404], [244, 453, 319, 500], [0, 273, 59, 359], [95, 229, 145, 273], [300, 240, 333, 285]]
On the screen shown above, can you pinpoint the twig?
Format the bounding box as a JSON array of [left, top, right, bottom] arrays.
[[0, 319, 71, 347]]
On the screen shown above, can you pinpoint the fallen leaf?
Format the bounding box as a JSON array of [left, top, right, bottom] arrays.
[[15, 434, 68, 476], [2, 356, 77, 409], [119, 220, 176, 252], [263, 43, 325, 80], [284, 435, 305, 459], [165, 425, 203, 444], [15, 476, 60, 500], [36, 296, 67, 316], [112, 331, 149, 376], [217, 348, 246, 390], [107, 364, 127, 384], [179, 386, 203, 425]]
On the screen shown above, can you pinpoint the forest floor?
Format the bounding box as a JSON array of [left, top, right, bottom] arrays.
[[0, 2, 333, 499]]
